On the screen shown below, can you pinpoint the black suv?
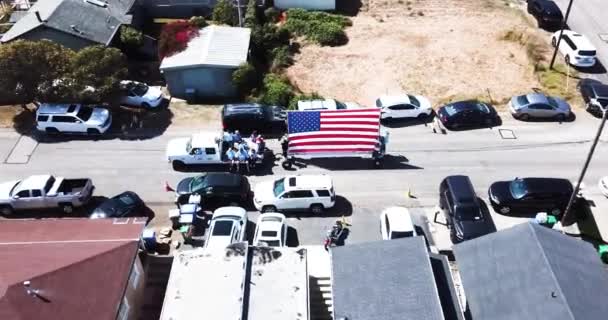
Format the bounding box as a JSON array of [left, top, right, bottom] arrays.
[[436, 100, 500, 130], [578, 79, 608, 117], [176, 173, 250, 207], [488, 177, 573, 217], [222, 103, 287, 134], [527, 0, 563, 29], [439, 175, 496, 243]]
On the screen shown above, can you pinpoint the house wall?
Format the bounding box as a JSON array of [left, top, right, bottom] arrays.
[[20, 27, 96, 51], [273, 0, 335, 11], [162, 66, 237, 100], [137, 0, 217, 19], [118, 257, 146, 320]]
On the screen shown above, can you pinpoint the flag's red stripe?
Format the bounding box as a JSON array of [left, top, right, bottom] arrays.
[[288, 134, 379, 141], [319, 127, 379, 132], [320, 120, 379, 125], [320, 109, 380, 114], [290, 148, 377, 153], [290, 140, 378, 147], [321, 114, 381, 119]]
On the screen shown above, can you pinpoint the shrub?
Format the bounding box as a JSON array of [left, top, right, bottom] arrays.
[[119, 26, 143, 48], [283, 9, 350, 46], [158, 21, 199, 59], [264, 7, 280, 23], [244, 0, 259, 28], [270, 45, 293, 71], [189, 16, 208, 28], [250, 23, 291, 65], [213, 0, 236, 26], [232, 63, 259, 97], [260, 74, 293, 107], [288, 92, 323, 110]]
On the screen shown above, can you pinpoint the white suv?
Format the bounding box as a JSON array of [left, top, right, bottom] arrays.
[[119, 80, 164, 109], [297, 99, 360, 111], [253, 175, 336, 214], [551, 30, 597, 68], [36, 103, 112, 134]]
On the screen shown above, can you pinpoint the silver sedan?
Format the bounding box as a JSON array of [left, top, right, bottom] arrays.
[[509, 93, 571, 121]]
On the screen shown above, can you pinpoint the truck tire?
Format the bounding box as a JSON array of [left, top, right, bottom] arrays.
[[60, 203, 74, 214], [87, 128, 101, 135], [281, 159, 293, 170], [0, 205, 14, 216], [172, 160, 185, 170], [45, 127, 59, 134], [310, 204, 324, 215]]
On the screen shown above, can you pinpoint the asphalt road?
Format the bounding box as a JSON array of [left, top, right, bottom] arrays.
[[1, 110, 608, 246]]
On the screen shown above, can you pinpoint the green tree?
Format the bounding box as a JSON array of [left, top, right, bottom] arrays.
[[119, 25, 143, 48], [0, 40, 74, 103], [244, 0, 258, 28], [264, 7, 280, 23], [189, 16, 208, 28], [260, 74, 293, 107], [69, 46, 128, 101], [213, 0, 236, 26], [232, 63, 258, 97]]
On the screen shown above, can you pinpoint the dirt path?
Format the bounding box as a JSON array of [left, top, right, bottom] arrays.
[[286, 0, 541, 108]]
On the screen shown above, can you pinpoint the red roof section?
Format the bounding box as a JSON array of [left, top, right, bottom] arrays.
[[0, 218, 144, 320]]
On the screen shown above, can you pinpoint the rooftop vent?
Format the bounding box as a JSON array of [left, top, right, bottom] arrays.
[[84, 0, 107, 7]]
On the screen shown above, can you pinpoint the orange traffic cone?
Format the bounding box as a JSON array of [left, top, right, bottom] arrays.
[[164, 181, 174, 192]]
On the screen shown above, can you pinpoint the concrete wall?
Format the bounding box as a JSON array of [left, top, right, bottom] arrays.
[[162, 66, 237, 100], [122, 257, 146, 320], [274, 0, 335, 10], [20, 27, 96, 51]]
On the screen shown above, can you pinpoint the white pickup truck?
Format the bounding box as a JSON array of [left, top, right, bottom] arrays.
[[166, 132, 267, 170], [0, 175, 94, 215]]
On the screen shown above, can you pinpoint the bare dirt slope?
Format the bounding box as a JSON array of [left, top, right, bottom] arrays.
[[286, 0, 541, 107]]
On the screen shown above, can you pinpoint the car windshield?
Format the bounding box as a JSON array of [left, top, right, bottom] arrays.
[[390, 231, 414, 239], [516, 95, 529, 106], [118, 194, 136, 205], [212, 220, 233, 236], [273, 178, 285, 197], [336, 101, 347, 109], [474, 102, 490, 113], [190, 175, 207, 192], [408, 95, 420, 107], [185, 138, 192, 153], [510, 179, 528, 199], [546, 97, 559, 108], [133, 83, 149, 96], [443, 105, 459, 116], [375, 99, 382, 108], [579, 50, 596, 56], [598, 98, 608, 107], [76, 106, 93, 121]]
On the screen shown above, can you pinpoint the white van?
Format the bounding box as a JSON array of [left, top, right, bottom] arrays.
[[297, 99, 361, 111], [253, 175, 336, 214], [36, 103, 112, 134]]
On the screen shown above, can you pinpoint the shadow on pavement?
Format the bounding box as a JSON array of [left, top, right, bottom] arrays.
[[287, 226, 300, 247], [575, 60, 607, 75], [285, 195, 353, 220], [286, 154, 419, 171], [381, 115, 434, 128]]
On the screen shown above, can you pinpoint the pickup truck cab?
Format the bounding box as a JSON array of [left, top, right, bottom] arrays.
[[0, 175, 94, 215], [166, 132, 265, 169]]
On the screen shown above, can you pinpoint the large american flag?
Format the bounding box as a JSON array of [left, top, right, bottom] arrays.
[[287, 108, 381, 155]]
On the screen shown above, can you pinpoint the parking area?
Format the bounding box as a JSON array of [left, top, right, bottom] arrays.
[[1, 106, 607, 249]]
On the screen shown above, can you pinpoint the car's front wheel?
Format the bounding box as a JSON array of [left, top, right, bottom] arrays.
[[0, 205, 14, 216], [519, 113, 530, 121], [60, 203, 74, 214], [499, 206, 511, 214], [552, 37, 557, 47], [172, 160, 185, 170], [555, 113, 566, 122], [142, 102, 151, 109], [565, 55, 571, 65], [310, 204, 324, 214]]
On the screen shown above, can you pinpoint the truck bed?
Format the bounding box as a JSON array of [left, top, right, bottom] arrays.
[[56, 179, 91, 195]]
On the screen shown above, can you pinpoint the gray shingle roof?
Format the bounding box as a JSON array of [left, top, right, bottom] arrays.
[[454, 222, 608, 320], [1, 0, 134, 45], [331, 237, 445, 320]]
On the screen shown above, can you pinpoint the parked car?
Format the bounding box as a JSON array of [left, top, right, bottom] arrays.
[[119, 80, 164, 109], [36, 103, 112, 134], [0, 175, 94, 215], [508, 93, 570, 121], [253, 212, 288, 247], [551, 30, 597, 67], [253, 175, 335, 214], [166, 132, 266, 169], [578, 79, 608, 117], [297, 99, 361, 111], [175, 173, 250, 207], [598, 176, 608, 197], [439, 175, 495, 243], [436, 100, 500, 130], [488, 177, 573, 217], [380, 206, 417, 240], [89, 191, 146, 219], [375, 94, 433, 120], [527, 0, 563, 28], [222, 103, 286, 134], [205, 206, 248, 250]]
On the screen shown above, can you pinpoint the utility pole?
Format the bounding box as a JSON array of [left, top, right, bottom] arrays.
[[561, 107, 608, 225], [235, 0, 244, 27], [550, 0, 575, 69]]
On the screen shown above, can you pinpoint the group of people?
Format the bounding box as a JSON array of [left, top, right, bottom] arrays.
[[223, 130, 266, 173]]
